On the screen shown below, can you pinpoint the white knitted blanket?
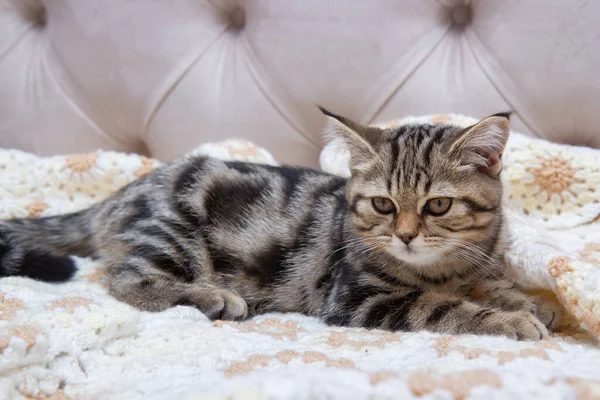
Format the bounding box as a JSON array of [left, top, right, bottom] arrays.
[[1, 119, 600, 399]]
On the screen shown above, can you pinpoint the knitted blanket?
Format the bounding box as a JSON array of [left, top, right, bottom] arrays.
[[1, 117, 600, 399]]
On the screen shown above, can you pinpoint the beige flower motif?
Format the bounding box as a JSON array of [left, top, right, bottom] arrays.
[[47, 297, 93, 313], [561, 377, 600, 400], [301, 351, 328, 364], [0, 292, 26, 321], [548, 256, 574, 278], [84, 267, 109, 288], [190, 139, 278, 165], [213, 317, 305, 341], [24, 198, 49, 217], [224, 351, 354, 377], [18, 388, 68, 400], [431, 114, 451, 125], [63, 153, 98, 174], [134, 157, 159, 178], [224, 354, 271, 376], [497, 348, 548, 364], [57, 152, 106, 194], [327, 329, 403, 349], [580, 243, 600, 266], [546, 257, 600, 336], [407, 370, 502, 399], [432, 335, 562, 363], [0, 326, 45, 351], [528, 156, 583, 197], [370, 371, 399, 385], [275, 350, 299, 364], [434, 335, 494, 360], [504, 142, 599, 221], [225, 140, 260, 158]]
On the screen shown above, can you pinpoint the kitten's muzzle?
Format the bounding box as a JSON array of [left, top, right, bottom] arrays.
[[398, 234, 415, 245]]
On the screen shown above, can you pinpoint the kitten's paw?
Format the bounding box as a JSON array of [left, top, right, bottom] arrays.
[[178, 288, 248, 321], [479, 310, 549, 341], [531, 298, 560, 332]]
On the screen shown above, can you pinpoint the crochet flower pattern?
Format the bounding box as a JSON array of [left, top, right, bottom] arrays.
[[503, 138, 600, 227]]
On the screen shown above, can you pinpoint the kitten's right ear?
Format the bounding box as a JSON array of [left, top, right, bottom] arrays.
[[447, 112, 511, 175], [318, 106, 382, 168]]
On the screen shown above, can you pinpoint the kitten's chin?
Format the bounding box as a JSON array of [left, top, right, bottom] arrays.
[[387, 246, 441, 267]]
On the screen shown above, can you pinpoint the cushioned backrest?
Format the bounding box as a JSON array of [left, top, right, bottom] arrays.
[[1, 0, 599, 166]]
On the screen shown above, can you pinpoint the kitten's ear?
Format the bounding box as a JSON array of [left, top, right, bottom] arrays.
[[318, 106, 383, 168], [448, 112, 511, 175]]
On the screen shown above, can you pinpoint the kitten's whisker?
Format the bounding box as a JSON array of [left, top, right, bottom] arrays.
[[420, 236, 502, 279], [453, 249, 497, 276], [452, 244, 499, 269], [359, 244, 385, 257], [446, 238, 500, 264], [326, 240, 385, 273], [324, 234, 387, 267], [451, 246, 503, 280], [443, 238, 502, 275], [323, 235, 381, 264]]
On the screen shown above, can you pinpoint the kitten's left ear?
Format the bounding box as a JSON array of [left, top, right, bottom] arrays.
[[318, 106, 383, 169], [448, 112, 511, 175]]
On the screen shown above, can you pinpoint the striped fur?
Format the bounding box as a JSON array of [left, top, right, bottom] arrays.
[[0, 111, 558, 340]]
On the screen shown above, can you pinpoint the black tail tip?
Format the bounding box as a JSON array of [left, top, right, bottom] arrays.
[[6, 251, 77, 282]]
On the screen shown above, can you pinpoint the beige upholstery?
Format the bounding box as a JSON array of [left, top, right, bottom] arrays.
[[1, 0, 599, 167]]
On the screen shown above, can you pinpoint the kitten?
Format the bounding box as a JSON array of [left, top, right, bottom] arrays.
[[0, 109, 557, 340]]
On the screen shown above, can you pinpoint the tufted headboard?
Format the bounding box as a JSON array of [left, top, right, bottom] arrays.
[[1, 0, 599, 167]]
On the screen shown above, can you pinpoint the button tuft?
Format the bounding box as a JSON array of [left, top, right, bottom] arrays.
[[228, 7, 246, 30], [451, 5, 471, 26], [11, 0, 46, 27]]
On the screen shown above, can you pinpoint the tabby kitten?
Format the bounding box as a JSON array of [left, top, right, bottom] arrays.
[[0, 109, 557, 340]]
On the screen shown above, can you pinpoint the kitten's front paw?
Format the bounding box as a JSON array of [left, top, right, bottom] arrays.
[[531, 298, 560, 332], [177, 288, 248, 321], [478, 310, 549, 341]]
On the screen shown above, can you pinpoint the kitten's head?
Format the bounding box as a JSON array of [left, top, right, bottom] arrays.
[[320, 107, 510, 274]]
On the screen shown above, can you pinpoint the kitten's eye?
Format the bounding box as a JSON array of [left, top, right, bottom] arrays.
[[372, 197, 396, 214], [425, 197, 452, 216]]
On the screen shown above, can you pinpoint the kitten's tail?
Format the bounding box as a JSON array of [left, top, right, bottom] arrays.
[[0, 208, 96, 282]]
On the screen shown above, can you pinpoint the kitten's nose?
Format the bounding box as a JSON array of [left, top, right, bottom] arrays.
[[399, 234, 415, 245]]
